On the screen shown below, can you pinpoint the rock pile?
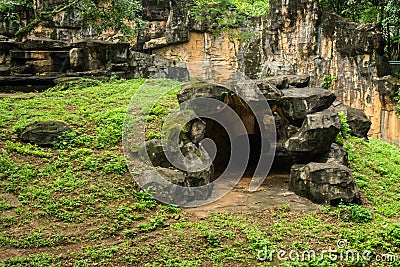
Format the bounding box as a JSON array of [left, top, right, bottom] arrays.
[[257, 75, 365, 204], [139, 75, 370, 205]]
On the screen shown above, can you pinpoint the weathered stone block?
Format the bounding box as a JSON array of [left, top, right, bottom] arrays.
[[284, 109, 342, 162], [139, 167, 213, 205], [138, 139, 172, 168], [328, 101, 372, 139], [254, 79, 283, 109], [346, 107, 372, 139], [317, 143, 349, 167], [290, 162, 361, 205], [279, 87, 336, 127], [20, 121, 71, 146], [18, 38, 69, 50], [177, 80, 227, 104]]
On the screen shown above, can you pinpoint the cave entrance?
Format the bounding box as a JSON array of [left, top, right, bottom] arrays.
[[201, 118, 262, 177], [200, 94, 288, 180]]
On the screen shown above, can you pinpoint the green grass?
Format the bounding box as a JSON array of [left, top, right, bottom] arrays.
[[344, 137, 400, 218], [0, 79, 399, 266]]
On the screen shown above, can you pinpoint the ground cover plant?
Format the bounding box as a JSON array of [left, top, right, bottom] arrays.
[[0, 78, 399, 266]]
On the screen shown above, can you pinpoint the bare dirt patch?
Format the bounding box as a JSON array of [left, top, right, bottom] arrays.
[[186, 173, 317, 218]]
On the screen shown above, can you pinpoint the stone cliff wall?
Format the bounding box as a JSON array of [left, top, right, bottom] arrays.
[[152, 0, 400, 144], [0, 1, 98, 42], [251, 0, 399, 143], [1, 0, 399, 143]]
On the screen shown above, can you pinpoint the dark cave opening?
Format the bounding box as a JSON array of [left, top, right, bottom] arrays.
[[199, 96, 292, 180], [201, 118, 263, 176]]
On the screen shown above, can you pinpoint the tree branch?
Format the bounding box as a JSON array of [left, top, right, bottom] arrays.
[[15, 0, 81, 39]]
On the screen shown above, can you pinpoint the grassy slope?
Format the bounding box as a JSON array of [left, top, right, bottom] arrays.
[[0, 79, 398, 267]]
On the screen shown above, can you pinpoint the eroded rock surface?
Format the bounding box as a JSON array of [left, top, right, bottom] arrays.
[[318, 143, 349, 167], [20, 121, 71, 146], [283, 110, 342, 162], [143, 79, 369, 206], [290, 163, 361, 205], [177, 80, 227, 104], [346, 107, 372, 139], [279, 88, 336, 127], [137, 110, 214, 204]]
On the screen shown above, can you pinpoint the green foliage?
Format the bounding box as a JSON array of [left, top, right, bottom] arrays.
[[380, 223, 400, 246], [339, 112, 351, 137], [5, 140, 53, 158], [48, 78, 103, 92], [203, 229, 223, 246], [336, 111, 351, 144], [0, 253, 61, 267], [136, 79, 182, 141], [337, 202, 374, 223], [138, 215, 165, 232], [53, 129, 93, 149], [132, 189, 157, 210], [319, 0, 382, 23], [344, 137, 400, 218], [0, 0, 142, 40], [1, 79, 400, 265], [320, 74, 337, 90], [94, 108, 126, 148], [0, 0, 32, 23], [319, 0, 400, 60], [78, 0, 143, 40], [191, 0, 269, 34]]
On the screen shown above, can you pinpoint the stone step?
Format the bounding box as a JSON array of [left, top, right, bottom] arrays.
[[0, 75, 57, 86]]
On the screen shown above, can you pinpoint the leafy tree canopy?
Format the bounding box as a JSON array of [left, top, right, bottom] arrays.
[[191, 0, 269, 30], [319, 0, 400, 60]]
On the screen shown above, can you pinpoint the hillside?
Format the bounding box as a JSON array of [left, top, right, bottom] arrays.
[[0, 79, 399, 266]]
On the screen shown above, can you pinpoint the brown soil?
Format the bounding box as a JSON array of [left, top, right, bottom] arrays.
[[186, 173, 317, 218]]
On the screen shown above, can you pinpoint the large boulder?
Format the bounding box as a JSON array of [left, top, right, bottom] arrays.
[[327, 101, 372, 138], [279, 87, 336, 127], [20, 121, 71, 146], [138, 139, 172, 168], [258, 75, 310, 89], [317, 143, 349, 167], [283, 110, 342, 162], [346, 107, 372, 138], [139, 167, 213, 205], [260, 76, 289, 89], [177, 80, 227, 104], [275, 113, 299, 141], [254, 79, 283, 109], [286, 75, 310, 88], [290, 162, 361, 205], [138, 108, 213, 202]]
